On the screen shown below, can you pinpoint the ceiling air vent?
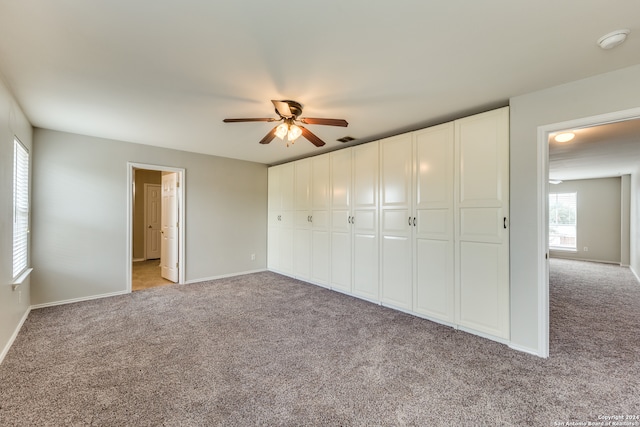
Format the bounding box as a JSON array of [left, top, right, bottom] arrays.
[[337, 136, 355, 143]]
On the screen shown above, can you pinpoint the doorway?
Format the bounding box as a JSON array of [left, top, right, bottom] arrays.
[[537, 107, 640, 357], [126, 163, 186, 293]]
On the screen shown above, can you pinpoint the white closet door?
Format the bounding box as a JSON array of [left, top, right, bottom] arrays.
[[293, 159, 312, 280], [352, 141, 379, 301], [279, 163, 295, 275], [330, 149, 353, 293], [380, 134, 413, 310], [311, 154, 330, 286], [455, 107, 509, 339], [413, 123, 455, 322], [267, 167, 281, 271], [267, 163, 294, 275]]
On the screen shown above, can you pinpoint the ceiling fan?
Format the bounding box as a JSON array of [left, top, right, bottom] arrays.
[[223, 100, 348, 147]]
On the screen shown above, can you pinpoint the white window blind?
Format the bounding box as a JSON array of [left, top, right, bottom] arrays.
[[549, 192, 577, 250], [13, 138, 29, 278]]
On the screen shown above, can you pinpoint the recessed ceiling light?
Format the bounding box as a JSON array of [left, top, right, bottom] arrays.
[[597, 29, 630, 50], [554, 132, 575, 143], [549, 180, 563, 185]]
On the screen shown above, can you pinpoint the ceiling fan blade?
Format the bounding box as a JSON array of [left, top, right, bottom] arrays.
[[271, 100, 292, 117], [259, 126, 279, 145], [299, 126, 326, 147], [299, 118, 348, 127], [223, 118, 277, 123]]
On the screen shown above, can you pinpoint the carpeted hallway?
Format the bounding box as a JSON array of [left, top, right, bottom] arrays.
[[0, 259, 638, 425]]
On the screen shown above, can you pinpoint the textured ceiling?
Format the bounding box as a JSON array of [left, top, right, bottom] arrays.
[[0, 1, 639, 165]]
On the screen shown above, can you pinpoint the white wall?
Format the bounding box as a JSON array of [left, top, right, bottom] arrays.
[[31, 129, 268, 306], [510, 64, 640, 355], [549, 177, 621, 264], [0, 75, 33, 361], [621, 175, 631, 267]]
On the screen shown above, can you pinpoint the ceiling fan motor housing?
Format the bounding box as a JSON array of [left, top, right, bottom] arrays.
[[278, 100, 303, 118]]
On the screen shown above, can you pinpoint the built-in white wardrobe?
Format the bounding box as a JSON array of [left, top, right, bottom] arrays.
[[268, 107, 509, 342]]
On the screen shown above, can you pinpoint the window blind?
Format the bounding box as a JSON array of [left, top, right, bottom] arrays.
[[13, 138, 29, 278]]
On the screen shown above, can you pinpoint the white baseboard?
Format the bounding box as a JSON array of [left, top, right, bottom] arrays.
[[508, 342, 545, 358], [457, 325, 511, 346], [30, 290, 130, 310], [132, 258, 145, 263], [550, 255, 620, 265], [631, 266, 640, 284], [0, 307, 31, 365], [184, 269, 267, 285]]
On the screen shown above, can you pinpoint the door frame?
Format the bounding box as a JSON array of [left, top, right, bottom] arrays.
[[127, 162, 186, 292], [536, 106, 640, 358], [143, 183, 161, 260]]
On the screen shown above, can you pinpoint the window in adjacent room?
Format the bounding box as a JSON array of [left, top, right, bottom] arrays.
[[13, 137, 29, 279], [549, 192, 577, 251]]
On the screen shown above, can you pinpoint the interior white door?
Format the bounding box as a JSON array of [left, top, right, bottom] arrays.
[[144, 184, 162, 260], [413, 123, 455, 323], [455, 107, 510, 339], [380, 134, 413, 310], [161, 172, 179, 282]]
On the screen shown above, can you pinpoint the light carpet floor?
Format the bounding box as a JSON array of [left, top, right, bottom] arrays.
[[0, 259, 638, 426]]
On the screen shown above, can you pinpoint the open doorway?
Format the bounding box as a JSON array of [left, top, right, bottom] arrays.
[[538, 108, 640, 357], [126, 163, 186, 293]]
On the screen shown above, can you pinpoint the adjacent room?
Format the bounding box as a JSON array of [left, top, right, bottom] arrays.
[[1, 1, 639, 425]]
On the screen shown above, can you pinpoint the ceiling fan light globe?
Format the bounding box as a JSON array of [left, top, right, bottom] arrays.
[[275, 123, 288, 140], [288, 124, 302, 141]]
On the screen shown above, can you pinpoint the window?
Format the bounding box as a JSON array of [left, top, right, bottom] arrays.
[[549, 192, 576, 250], [13, 138, 29, 279]]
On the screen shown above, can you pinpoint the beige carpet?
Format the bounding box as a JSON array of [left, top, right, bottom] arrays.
[[0, 259, 638, 425]]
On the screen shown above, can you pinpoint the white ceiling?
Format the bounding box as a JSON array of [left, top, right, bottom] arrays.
[[549, 118, 640, 181], [0, 1, 639, 165]]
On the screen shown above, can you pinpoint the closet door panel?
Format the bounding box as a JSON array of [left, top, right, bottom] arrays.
[[330, 228, 352, 292], [380, 135, 412, 209], [413, 123, 455, 322], [415, 238, 453, 321], [311, 230, 330, 286], [353, 233, 378, 300], [293, 228, 311, 279], [294, 159, 311, 211], [311, 154, 330, 286], [455, 107, 509, 339], [381, 235, 412, 309], [458, 241, 501, 333], [353, 143, 378, 209]]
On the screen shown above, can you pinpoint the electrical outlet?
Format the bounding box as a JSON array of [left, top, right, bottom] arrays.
[[583, 247, 589, 252], [251, 253, 256, 261]]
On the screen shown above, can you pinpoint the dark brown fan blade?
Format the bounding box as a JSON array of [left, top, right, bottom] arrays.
[[299, 126, 326, 147], [223, 118, 277, 123], [299, 117, 348, 127], [271, 100, 292, 117], [259, 126, 278, 145]]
